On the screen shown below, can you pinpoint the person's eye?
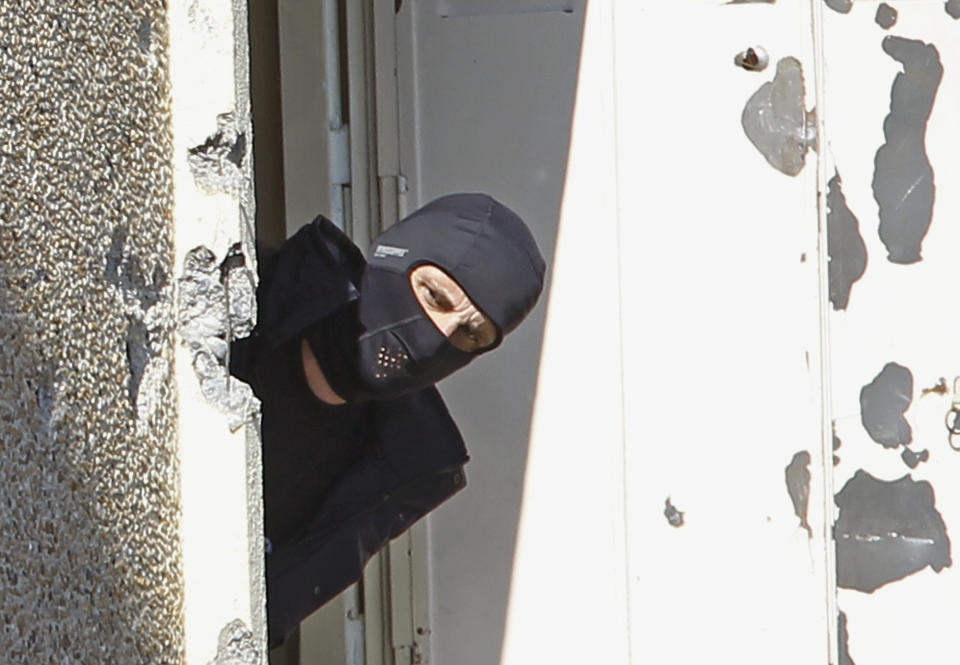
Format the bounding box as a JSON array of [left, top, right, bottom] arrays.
[[423, 286, 440, 306], [429, 288, 456, 311]]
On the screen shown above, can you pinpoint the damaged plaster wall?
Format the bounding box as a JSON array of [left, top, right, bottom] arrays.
[[168, 0, 264, 660], [0, 0, 264, 663], [0, 2, 183, 663]]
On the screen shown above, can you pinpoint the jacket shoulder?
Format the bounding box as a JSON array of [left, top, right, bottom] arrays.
[[257, 216, 366, 348]]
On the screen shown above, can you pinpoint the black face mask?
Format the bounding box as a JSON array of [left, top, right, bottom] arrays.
[[354, 263, 475, 397], [307, 193, 546, 403]]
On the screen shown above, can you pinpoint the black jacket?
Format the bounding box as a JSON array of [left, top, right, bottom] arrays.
[[230, 217, 469, 646]]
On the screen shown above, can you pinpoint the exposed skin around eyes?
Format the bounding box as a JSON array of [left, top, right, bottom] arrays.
[[302, 264, 497, 405], [408, 264, 498, 353]]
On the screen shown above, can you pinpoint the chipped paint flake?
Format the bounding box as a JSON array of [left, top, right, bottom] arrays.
[[873, 37, 943, 264], [838, 611, 857, 665], [785, 451, 812, 538], [947, 0, 960, 19], [664, 498, 684, 527], [875, 3, 898, 29], [827, 171, 867, 310], [835, 470, 950, 592], [901, 447, 929, 469], [177, 245, 258, 431], [833, 420, 842, 466], [741, 57, 816, 176], [825, 0, 853, 14], [860, 362, 913, 449]]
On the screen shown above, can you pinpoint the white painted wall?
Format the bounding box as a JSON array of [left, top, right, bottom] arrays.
[[276, 1, 960, 663], [169, 0, 264, 661]]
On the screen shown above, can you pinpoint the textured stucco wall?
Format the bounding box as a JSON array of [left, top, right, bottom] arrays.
[[0, 0, 266, 662], [0, 2, 183, 663]]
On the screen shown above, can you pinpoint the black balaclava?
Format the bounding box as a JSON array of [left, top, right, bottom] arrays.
[[307, 193, 545, 403]]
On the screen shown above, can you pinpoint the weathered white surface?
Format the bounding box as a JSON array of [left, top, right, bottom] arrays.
[[620, 1, 832, 661], [822, 3, 960, 664], [168, 0, 263, 661]]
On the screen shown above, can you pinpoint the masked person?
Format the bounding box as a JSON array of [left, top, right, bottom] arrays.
[[230, 193, 545, 646]]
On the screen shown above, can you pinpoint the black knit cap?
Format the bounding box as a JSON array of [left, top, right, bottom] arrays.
[[366, 193, 546, 337]]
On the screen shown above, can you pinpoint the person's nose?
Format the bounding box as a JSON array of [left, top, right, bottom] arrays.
[[438, 308, 476, 338]]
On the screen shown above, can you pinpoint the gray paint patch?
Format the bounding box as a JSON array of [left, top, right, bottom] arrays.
[[835, 470, 950, 592], [873, 37, 943, 264], [947, 0, 960, 19], [825, 0, 853, 13], [875, 3, 898, 29], [177, 245, 257, 431], [207, 619, 262, 665], [860, 362, 913, 449], [901, 447, 929, 469], [188, 112, 247, 196], [741, 57, 816, 176], [664, 498, 684, 527], [727, 0, 775, 3], [833, 421, 842, 466], [838, 611, 857, 665], [785, 451, 813, 538], [826, 171, 867, 310]]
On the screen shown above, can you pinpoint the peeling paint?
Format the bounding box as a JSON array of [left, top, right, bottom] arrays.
[[838, 611, 857, 665], [188, 112, 247, 196], [825, 0, 853, 14], [785, 451, 812, 538], [833, 421, 842, 466], [947, 0, 960, 19], [177, 245, 257, 431], [860, 362, 913, 449], [826, 171, 867, 310], [875, 3, 897, 29], [835, 470, 950, 592], [741, 57, 816, 176], [206, 619, 262, 665], [873, 37, 942, 264], [664, 498, 684, 527], [921, 377, 947, 397], [901, 447, 929, 469]]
